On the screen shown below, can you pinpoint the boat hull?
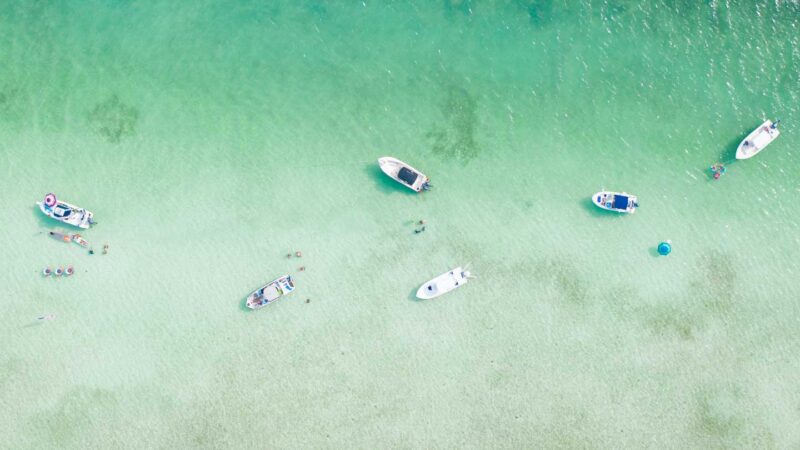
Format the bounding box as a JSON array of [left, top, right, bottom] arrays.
[[592, 191, 638, 214], [416, 267, 469, 300], [736, 120, 780, 160], [378, 156, 430, 192]]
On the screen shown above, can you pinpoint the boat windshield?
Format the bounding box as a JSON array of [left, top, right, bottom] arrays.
[[398, 167, 418, 185]]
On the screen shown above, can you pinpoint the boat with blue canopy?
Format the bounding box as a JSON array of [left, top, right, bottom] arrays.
[[592, 191, 638, 214], [378, 157, 431, 192]]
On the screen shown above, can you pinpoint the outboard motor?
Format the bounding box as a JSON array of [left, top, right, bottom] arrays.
[[771, 119, 781, 129]]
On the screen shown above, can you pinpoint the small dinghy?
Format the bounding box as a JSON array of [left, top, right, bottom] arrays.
[[37, 193, 95, 229], [378, 157, 431, 192], [592, 191, 638, 214], [71, 234, 90, 248], [416, 267, 472, 300], [246, 275, 295, 310], [736, 119, 781, 160]]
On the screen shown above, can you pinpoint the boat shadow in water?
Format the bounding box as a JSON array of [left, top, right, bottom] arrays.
[[408, 287, 423, 302], [239, 298, 252, 312], [31, 204, 63, 231], [581, 198, 622, 218], [365, 163, 420, 196]]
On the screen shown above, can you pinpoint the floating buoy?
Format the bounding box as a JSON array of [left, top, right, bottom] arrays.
[[65, 266, 74, 276], [42, 267, 52, 277], [44, 193, 57, 208], [55, 267, 64, 276], [658, 241, 672, 256]]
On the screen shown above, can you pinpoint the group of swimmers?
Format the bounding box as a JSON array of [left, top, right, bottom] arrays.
[[710, 163, 727, 180], [414, 219, 427, 234], [286, 250, 305, 272]]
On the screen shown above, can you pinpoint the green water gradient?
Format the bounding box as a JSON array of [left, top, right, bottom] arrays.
[[2, 1, 799, 448]]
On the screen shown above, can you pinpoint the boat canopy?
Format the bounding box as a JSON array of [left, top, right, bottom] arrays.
[[612, 195, 629, 210], [262, 284, 281, 301], [398, 167, 418, 185], [53, 206, 72, 217]]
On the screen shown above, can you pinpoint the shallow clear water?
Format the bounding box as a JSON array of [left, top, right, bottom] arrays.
[[2, 1, 800, 448]]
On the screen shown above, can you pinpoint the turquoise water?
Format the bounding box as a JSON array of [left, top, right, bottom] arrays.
[[2, 1, 800, 447]]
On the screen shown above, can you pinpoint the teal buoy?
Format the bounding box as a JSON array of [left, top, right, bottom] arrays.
[[658, 241, 672, 256]]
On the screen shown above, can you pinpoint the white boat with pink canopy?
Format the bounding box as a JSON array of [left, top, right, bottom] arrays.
[[37, 193, 95, 229], [736, 119, 780, 160]]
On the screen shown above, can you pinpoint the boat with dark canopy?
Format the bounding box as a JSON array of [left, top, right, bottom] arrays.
[[37, 193, 95, 229], [378, 157, 431, 192], [592, 191, 638, 214]]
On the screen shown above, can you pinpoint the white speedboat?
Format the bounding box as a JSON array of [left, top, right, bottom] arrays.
[[378, 157, 431, 192], [416, 267, 471, 300], [37, 193, 95, 229], [246, 275, 295, 310], [736, 119, 780, 160], [592, 191, 638, 214]]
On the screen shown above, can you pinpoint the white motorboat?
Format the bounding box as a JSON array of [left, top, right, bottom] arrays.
[[378, 156, 431, 192], [592, 191, 638, 214], [736, 119, 780, 160], [246, 275, 295, 310], [416, 267, 471, 300], [37, 193, 95, 229]]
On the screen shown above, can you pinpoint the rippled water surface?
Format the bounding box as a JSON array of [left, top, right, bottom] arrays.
[[1, 1, 799, 448]]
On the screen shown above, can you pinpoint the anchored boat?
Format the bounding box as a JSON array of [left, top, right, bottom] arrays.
[[592, 191, 638, 214], [246, 275, 295, 310], [37, 193, 95, 229], [416, 267, 472, 300], [378, 157, 431, 192], [736, 119, 780, 160]]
